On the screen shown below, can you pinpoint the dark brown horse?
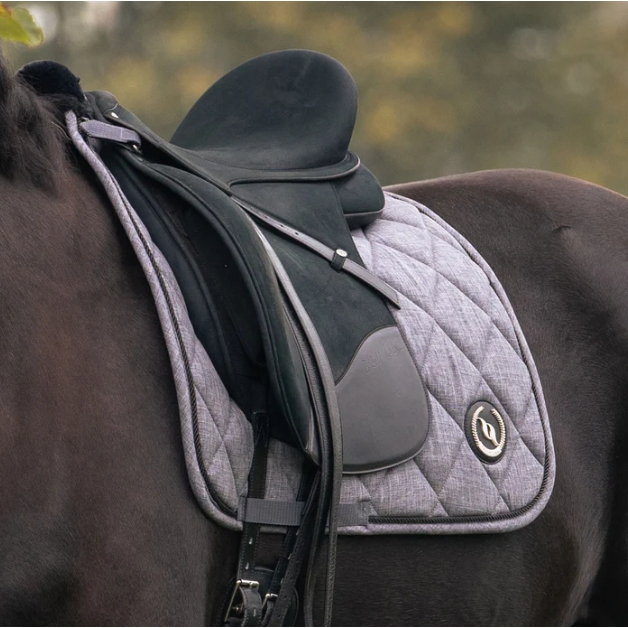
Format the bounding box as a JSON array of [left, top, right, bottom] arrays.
[[0, 55, 627, 626]]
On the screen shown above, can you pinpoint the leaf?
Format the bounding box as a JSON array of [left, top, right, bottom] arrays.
[[0, 4, 43, 47]]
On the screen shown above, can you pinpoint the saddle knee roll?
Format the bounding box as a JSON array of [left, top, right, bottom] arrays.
[[335, 325, 429, 474]]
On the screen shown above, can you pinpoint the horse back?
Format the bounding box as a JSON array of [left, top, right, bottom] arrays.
[[389, 169, 628, 625]]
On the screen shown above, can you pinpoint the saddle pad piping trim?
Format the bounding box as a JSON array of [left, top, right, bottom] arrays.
[[334, 193, 556, 535], [67, 111, 245, 528]]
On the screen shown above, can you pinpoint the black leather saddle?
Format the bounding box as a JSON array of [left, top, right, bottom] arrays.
[[34, 49, 435, 626], [84, 50, 429, 474]]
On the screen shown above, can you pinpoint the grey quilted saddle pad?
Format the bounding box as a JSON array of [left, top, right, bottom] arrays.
[[70, 112, 555, 535]]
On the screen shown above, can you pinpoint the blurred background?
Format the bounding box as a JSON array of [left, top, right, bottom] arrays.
[[5, 2, 628, 193]]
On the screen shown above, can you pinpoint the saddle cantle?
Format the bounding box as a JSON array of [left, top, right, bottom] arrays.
[[84, 50, 429, 474]]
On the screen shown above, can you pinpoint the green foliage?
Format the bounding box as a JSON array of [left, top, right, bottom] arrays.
[[11, 2, 628, 194], [0, 4, 43, 47]]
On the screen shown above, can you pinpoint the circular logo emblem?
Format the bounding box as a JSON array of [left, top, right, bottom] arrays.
[[465, 401, 506, 462]]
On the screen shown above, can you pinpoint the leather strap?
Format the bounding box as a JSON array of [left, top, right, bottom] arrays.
[[235, 198, 400, 308], [240, 585, 264, 627], [264, 473, 320, 627], [251, 225, 342, 627], [226, 414, 269, 627]]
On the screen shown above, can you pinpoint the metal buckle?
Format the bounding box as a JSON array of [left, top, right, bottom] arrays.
[[262, 592, 277, 609], [225, 579, 260, 621]]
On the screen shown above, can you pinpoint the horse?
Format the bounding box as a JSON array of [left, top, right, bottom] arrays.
[[0, 52, 627, 626]]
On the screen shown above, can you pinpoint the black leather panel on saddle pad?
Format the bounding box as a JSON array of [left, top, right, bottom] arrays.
[[87, 50, 429, 473]]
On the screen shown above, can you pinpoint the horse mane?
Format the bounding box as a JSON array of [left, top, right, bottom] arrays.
[[0, 51, 69, 191]]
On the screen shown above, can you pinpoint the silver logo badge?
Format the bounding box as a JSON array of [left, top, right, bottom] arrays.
[[466, 402, 506, 461]]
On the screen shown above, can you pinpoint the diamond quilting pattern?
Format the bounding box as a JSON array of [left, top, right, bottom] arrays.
[[259, 193, 553, 533]]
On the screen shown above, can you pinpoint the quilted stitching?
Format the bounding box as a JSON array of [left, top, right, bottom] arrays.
[[356, 198, 546, 515], [258, 193, 552, 532], [165, 191, 553, 533]]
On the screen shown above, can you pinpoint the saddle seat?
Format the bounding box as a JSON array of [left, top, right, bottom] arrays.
[[92, 50, 385, 229], [82, 50, 429, 474], [171, 49, 359, 175]]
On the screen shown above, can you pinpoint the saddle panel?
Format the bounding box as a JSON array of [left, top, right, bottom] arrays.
[[334, 165, 385, 228]]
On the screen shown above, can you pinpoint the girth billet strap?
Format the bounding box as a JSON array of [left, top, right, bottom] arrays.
[[251, 226, 343, 627], [225, 414, 269, 626]]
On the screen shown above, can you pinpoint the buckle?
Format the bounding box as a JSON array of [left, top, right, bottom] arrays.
[[225, 579, 260, 621], [262, 592, 277, 609]]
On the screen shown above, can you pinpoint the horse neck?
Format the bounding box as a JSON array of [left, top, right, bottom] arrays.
[[0, 161, 236, 623], [0, 161, 151, 367]]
